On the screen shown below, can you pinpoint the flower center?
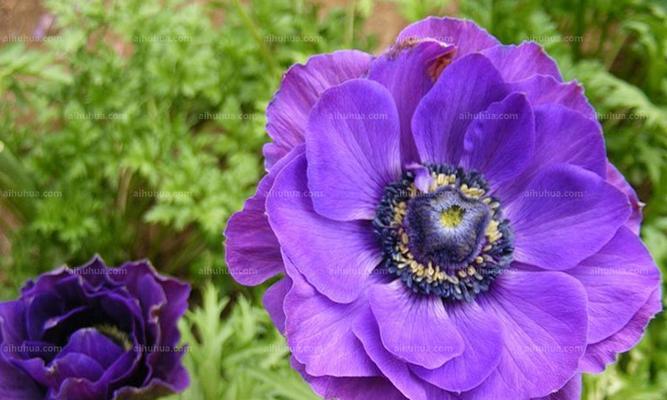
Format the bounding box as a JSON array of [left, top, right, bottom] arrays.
[[373, 164, 514, 302]]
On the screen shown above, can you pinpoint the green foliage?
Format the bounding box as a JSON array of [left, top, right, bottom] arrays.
[[0, 0, 374, 295], [165, 284, 318, 400]]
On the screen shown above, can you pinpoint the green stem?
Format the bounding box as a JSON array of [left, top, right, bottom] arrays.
[[231, 0, 279, 74], [344, 0, 356, 48]]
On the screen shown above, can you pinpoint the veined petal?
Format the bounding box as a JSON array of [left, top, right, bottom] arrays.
[[264, 50, 373, 168], [464, 271, 587, 398], [283, 255, 379, 378], [506, 164, 630, 270], [570, 227, 660, 343], [267, 154, 381, 303], [461, 92, 535, 189], [368, 280, 464, 369], [481, 42, 562, 82], [306, 79, 402, 221], [397, 17, 499, 57], [369, 39, 455, 163], [412, 53, 508, 165]]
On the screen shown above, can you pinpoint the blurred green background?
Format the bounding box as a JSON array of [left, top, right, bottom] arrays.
[[0, 0, 665, 399]]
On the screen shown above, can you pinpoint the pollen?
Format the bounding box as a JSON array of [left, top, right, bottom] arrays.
[[373, 164, 514, 302], [440, 205, 465, 228]]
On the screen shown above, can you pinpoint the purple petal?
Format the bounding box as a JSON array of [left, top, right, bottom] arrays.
[[266, 153, 381, 303], [508, 74, 596, 119], [283, 256, 379, 378], [263, 276, 291, 334], [353, 308, 431, 400], [292, 357, 411, 400], [53, 377, 100, 400], [369, 39, 455, 163], [506, 164, 630, 270], [58, 328, 124, 369], [534, 375, 581, 400], [579, 287, 662, 373], [264, 50, 373, 169], [111, 377, 185, 399], [531, 105, 606, 176], [306, 79, 402, 221], [0, 301, 27, 347], [26, 292, 65, 340], [481, 42, 562, 82], [606, 162, 643, 234], [412, 53, 508, 165], [494, 103, 606, 204], [397, 17, 499, 57], [368, 280, 463, 369], [569, 227, 660, 343], [411, 302, 502, 392], [0, 354, 42, 399], [465, 271, 587, 398], [51, 352, 105, 384], [460, 92, 535, 189], [224, 145, 304, 286]]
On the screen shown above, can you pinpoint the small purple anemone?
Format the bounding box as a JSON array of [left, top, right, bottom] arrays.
[[0, 257, 190, 400]]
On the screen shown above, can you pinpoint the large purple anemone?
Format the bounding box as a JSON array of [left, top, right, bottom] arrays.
[[0, 257, 190, 400], [225, 17, 661, 400]]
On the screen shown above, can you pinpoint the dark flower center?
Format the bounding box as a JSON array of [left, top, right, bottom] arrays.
[[373, 164, 514, 302]]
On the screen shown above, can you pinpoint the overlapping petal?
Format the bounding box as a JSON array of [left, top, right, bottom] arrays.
[[460, 92, 535, 189], [506, 163, 630, 270], [397, 17, 499, 57], [465, 271, 588, 398], [306, 79, 402, 221], [267, 154, 381, 303], [283, 254, 379, 378], [224, 145, 304, 285], [264, 50, 373, 168], [481, 42, 562, 82], [368, 281, 463, 369], [369, 40, 454, 163], [412, 53, 508, 164]]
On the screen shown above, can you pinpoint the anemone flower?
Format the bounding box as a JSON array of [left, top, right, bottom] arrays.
[[225, 17, 661, 400], [0, 257, 190, 400]]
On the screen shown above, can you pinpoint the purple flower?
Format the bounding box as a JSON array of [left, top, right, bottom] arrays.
[[225, 17, 661, 399], [0, 257, 190, 400]]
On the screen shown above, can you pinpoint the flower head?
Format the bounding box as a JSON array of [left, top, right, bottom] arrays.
[[225, 17, 661, 399], [0, 257, 190, 400]]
